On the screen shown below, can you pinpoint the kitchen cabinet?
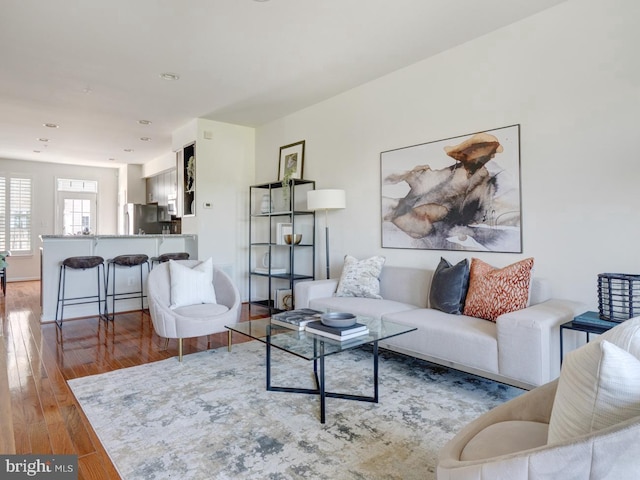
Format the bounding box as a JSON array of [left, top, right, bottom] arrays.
[[146, 169, 177, 207]]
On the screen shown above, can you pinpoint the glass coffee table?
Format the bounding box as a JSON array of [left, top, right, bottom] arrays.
[[226, 316, 416, 423]]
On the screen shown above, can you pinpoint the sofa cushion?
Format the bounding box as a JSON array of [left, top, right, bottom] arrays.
[[169, 258, 217, 309], [463, 257, 534, 321], [460, 420, 549, 461], [335, 255, 385, 299], [382, 308, 499, 375], [428, 257, 469, 315], [309, 297, 417, 321], [548, 339, 640, 444]]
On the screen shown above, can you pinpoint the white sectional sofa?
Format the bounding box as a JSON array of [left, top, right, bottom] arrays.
[[295, 266, 586, 390]]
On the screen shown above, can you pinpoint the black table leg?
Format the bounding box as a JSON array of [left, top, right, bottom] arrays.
[[373, 341, 379, 403], [266, 330, 271, 390], [319, 342, 326, 424]]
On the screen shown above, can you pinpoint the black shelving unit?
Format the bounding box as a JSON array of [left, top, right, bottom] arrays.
[[249, 179, 316, 312]]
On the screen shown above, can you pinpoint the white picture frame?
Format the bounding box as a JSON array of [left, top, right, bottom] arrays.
[[276, 222, 292, 245]]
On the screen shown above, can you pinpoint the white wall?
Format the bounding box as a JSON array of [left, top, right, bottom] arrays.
[[0, 157, 118, 281], [255, 0, 640, 310], [172, 118, 255, 291]]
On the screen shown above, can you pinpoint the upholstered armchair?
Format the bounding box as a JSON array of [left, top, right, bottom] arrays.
[[438, 317, 640, 479], [147, 259, 241, 361]]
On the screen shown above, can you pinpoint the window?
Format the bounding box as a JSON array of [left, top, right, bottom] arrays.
[[56, 178, 98, 235], [0, 176, 32, 254]]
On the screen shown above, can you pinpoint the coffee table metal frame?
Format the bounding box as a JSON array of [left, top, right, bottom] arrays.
[[226, 317, 416, 424]]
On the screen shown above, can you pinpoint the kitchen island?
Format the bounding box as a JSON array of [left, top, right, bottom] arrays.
[[40, 234, 198, 323]]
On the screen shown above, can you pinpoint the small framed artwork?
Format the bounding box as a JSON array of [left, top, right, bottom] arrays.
[[278, 140, 305, 181], [276, 222, 292, 245]]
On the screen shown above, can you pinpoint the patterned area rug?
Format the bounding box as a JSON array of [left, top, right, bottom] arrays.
[[68, 341, 522, 480]]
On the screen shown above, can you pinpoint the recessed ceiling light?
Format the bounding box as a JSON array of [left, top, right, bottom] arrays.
[[33, 150, 41, 153], [109, 158, 115, 161], [38, 138, 49, 142], [124, 148, 134, 152], [253, 0, 270, 2], [140, 137, 151, 142], [138, 119, 152, 125], [159, 72, 180, 81], [43, 123, 59, 128]]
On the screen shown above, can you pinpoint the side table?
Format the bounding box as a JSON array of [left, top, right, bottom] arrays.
[[559, 313, 617, 365]]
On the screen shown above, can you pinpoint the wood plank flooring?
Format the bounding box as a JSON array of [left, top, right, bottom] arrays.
[[0, 280, 269, 480]]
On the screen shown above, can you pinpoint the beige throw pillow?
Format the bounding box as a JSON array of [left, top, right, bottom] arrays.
[[548, 340, 640, 444], [335, 255, 385, 299]]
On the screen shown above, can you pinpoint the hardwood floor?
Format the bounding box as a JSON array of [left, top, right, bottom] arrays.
[[0, 280, 269, 479]]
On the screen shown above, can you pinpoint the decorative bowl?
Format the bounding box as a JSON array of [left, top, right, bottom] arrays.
[[284, 234, 302, 245], [321, 312, 357, 327]]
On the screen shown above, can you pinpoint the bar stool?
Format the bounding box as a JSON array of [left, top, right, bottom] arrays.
[[55, 255, 106, 328], [104, 254, 150, 320], [150, 252, 190, 268]]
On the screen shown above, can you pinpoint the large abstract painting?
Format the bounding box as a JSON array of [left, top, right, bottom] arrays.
[[381, 124, 522, 252]]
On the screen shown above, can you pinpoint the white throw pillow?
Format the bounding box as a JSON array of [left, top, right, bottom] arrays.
[[599, 316, 640, 360], [335, 255, 385, 299], [169, 258, 217, 309], [548, 340, 640, 444]]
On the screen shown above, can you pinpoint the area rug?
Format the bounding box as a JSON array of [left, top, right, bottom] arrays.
[[68, 341, 522, 480]]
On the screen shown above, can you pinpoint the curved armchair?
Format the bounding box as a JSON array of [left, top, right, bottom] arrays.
[[438, 318, 640, 479], [147, 260, 241, 361]]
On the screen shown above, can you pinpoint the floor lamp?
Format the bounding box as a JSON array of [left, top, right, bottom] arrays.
[[307, 189, 346, 279]]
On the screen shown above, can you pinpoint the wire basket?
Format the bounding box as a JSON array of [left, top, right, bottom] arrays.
[[598, 273, 640, 322]]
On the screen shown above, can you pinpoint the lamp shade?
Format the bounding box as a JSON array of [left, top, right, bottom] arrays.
[[307, 189, 346, 211]]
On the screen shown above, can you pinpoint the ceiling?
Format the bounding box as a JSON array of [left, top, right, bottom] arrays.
[[0, 0, 567, 168]]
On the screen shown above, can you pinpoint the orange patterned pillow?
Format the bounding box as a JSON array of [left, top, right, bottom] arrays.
[[463, 257, 534, 321]]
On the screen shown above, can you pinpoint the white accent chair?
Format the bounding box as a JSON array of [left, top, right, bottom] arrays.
[[437, 317, 640, 479], [147, 260, 241, 361]]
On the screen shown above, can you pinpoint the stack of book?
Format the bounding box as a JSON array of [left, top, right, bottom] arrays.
[[572, 311, 619, 329], [271, 308, 323, 331], [305, 320, 369, 341]]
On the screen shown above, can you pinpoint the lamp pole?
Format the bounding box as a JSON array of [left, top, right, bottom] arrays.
[[307, 189, 346, 280]]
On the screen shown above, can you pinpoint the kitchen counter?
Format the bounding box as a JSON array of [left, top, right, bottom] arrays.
[[40, 234, 198, 322], [40, 234, 195, 239]]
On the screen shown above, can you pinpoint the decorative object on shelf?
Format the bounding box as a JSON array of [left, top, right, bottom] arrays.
[[279, 140, 305, 204], [275, 288, 293, 310], [276, 222, 293, 245], [260, 193, 273, 214], [284, 233, 302, 245], [307, 189, 346, 279], [381, 124, 522, 253]]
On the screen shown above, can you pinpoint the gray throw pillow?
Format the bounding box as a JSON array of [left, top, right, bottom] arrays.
[[429, 257, 469, 314]]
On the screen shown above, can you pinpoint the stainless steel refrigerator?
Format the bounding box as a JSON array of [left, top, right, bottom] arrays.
[[124, 204, 161, 235]]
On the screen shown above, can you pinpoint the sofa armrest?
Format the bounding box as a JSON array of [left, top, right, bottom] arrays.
[[294, 279, 339, 308], [497, 299, 587, 386]]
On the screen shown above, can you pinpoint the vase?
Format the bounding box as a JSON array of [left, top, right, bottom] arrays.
[[260, 194, 272, 213]]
